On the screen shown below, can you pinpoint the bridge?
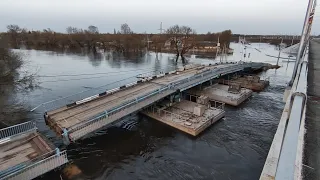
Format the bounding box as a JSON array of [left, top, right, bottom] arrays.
[[0, 0, 318, 179], [41, 62, 267, 144]]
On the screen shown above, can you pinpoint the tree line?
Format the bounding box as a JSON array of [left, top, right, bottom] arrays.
[[2, 24, 232, 59]]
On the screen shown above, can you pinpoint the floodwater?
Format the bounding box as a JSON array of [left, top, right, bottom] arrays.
[[11, 43, 295, 180]]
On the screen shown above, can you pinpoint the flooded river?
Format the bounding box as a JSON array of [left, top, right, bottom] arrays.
[[11, 43, 295, 180]]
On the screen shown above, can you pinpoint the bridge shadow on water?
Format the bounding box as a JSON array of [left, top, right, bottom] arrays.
[[65, 115, 177, 179]]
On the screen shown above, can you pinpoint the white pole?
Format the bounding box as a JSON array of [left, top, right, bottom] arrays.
[[276, 38, 283, 66], [216, 35, 220, 60]]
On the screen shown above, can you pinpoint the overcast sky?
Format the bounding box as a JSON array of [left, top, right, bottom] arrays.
[[0, 0, 318, 35]]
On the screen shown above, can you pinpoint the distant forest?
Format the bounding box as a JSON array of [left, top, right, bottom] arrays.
[[0, 24, 232, 57]]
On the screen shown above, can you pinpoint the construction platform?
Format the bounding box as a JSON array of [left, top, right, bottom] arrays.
[[0, 121, 68, 180], [142, 99, 225, 136], [187, 84, 252, 106], [218, 75, 269, 91]]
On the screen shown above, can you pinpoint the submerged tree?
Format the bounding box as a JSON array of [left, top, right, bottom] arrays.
[[166, 25, 197, 61], [6, 24, 22, 48]]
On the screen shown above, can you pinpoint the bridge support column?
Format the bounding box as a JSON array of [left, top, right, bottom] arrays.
[[62, 128, 71, 145], [170, 95, 174, 106]]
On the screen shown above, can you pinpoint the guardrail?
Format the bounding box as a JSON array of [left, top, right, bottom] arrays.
[[260, 43, 309, 180], [3, 150, 68, 180], [0, 121, 37, 141], [274, 46, 308, 180]]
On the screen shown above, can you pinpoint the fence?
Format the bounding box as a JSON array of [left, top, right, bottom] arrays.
[[0, 121, 37, 140]]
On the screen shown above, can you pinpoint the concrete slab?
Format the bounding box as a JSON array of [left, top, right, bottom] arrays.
[[219, 75, 269, 91], [187, 84, 252, 106], [142, 100, 225, 136]]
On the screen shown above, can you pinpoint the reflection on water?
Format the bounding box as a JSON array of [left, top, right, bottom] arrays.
[[12, 43, 296, 180]]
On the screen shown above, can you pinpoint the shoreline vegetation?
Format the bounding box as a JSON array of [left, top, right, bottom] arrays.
[[0, 42, 36, 127], [2, 24, 232, 61]]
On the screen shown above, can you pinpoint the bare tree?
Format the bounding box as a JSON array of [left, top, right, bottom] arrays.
[[88, 25, 99, 34], [166, 25, 197, 61], [7, 25, 21, 34], [66, 26, 83, 34], [120, 23, 133, 34], [7, 24, 22, 48]]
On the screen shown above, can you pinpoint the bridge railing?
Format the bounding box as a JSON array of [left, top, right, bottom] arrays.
[[2, 149, 68, 180], [274, 46, 308, 180], [260, 44, 309, 180], [0, 121, 37, 141]]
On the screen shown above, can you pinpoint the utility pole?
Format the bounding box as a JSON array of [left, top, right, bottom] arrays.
[[145, 32, 152, 52], [158, 22, 164, 34], [276, 38, 283, 66], [259, 36, 262, 49], [216, 35, 220, 60]]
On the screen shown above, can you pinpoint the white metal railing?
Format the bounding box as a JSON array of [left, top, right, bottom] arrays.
[[0, 121, 36, 140], [274, 45, 309, 180], [3, 150, 68, 180]]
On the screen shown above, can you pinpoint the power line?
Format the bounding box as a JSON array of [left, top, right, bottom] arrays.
[[37, 67, 168, 78], [39, 66, 175, 83], [40, 74, 136, 83]]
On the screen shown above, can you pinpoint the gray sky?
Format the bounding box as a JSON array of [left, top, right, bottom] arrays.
[[0, 0, 318, 34]]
